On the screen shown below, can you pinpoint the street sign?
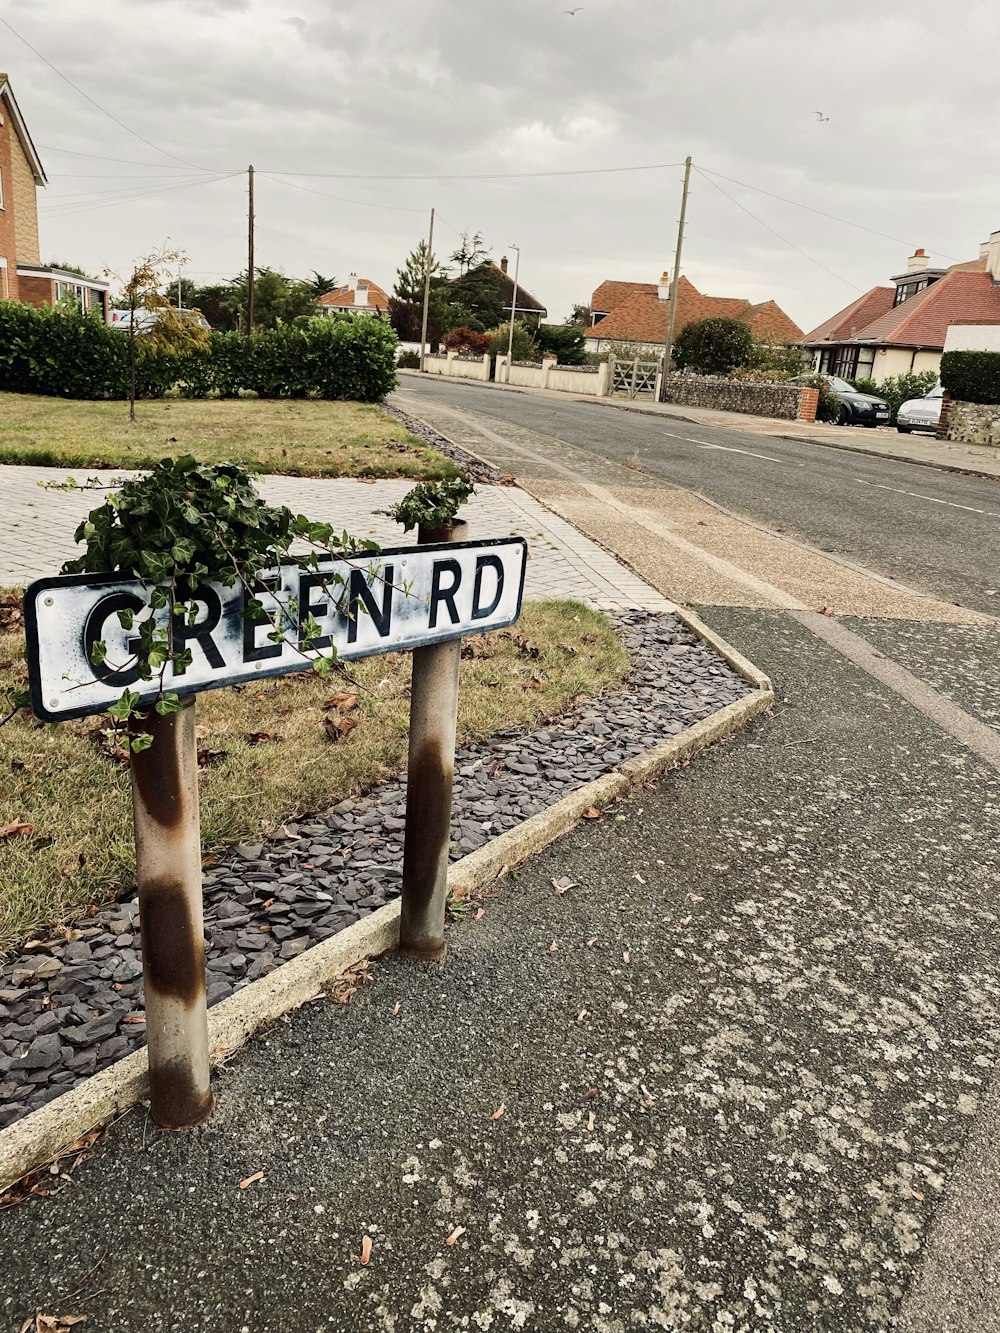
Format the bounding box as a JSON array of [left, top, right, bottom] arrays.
[[24, 537, 527, 722]]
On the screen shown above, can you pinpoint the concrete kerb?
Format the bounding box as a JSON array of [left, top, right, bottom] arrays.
[[0, 679, 772, 1194]]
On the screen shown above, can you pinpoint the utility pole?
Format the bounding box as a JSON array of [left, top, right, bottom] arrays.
[[418, 206, 435, 372], [504, 244, 520, 384], [659, 154, 692, 402], [247, 164, 255, 335]]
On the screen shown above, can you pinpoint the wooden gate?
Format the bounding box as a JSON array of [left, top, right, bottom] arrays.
[[609, 354, 661, 398]]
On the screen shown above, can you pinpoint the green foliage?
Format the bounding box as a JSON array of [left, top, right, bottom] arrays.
[[535, 323, 587, 366], [940, 351, 1000, 404], [390, 240, 449, 343], [489, 320, 538, 364], [857, 371, 937, 423], [0, 304, 398, 402], [745, 338, 807, 377], [443, 326, 491, 356], [386, 476, 475, 533], [565, 304, 591, 328], [49, 260, 98, 281], [796, 373, 841, 423], [60, 458, 376, 733], [673, 317, 754, 375], [447, 261, 505, 333], [397, 348, 421, 369]]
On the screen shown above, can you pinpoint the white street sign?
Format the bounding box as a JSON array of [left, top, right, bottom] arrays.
[[25, 538, 527, 722]]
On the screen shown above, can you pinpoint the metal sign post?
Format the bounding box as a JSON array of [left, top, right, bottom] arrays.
[[23, 536, 527, 1127], [399, 520, 468, 962], [130, 697, 213, 1128]]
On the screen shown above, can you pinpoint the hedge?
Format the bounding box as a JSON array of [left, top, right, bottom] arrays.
[[0, 301, 398, 401], [940, 350, 1000, 405]]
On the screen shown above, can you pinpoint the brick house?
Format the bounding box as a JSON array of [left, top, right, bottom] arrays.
[[0, 72, 108, 318], [803, 237, 1000, 384], [584, 271, 802, 353]]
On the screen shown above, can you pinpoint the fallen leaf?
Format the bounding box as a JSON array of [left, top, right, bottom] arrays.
[[474, 907, 485, 920], [587, 1111, 596, 1132], [585, 937, 597, 947], [360, 1234, 373, 1265], [324, 714, 358, 743], [911, 1188, 925, 1201], [0, 819, 33, 839], [581, 806, 602, 820], [391, 1002, 401, 1017], [551, 876, 578, 895], [445, 1225, 467, 1246], [633, 872, 646, 884], [577, 1009, 589, 1022], [549, 940, 558, 953], [491, 1104, 506, 1120], [640, 1084, 654, 1105], [680, 916, 691, 926], [239, 1170, 265, 1190], [623, 951, 631, 964], [687, 894, 703, 904], [246, 731, 281, 746], [323, 691, 359, 713]]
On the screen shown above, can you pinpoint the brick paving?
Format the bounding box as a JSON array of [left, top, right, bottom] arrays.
[[0, 465, 672, 613]]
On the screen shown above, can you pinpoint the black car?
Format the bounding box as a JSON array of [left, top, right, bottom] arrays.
[[793, 374, 891, 427]]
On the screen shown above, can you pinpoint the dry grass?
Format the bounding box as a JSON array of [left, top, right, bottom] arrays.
[[0, 598, 628, 955], [0, 393, 460, 480]]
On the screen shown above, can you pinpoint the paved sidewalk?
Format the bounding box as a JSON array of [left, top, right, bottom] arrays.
[[0, 466, 671, 613], [399, 369, 1000, 480]]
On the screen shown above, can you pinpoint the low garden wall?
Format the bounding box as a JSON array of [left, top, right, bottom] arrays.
[[660, 374, 818, 422], [940, 397, 1000, 447], [423, 351, 491, 381]]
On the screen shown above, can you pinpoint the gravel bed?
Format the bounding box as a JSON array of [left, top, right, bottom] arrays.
[[381, 402, 505, 483], [0, 612, 751, 1128]]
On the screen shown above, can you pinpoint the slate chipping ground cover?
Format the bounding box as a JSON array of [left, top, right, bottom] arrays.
[[0, 611, 750, 1127], [2, 610, 999, 1330]]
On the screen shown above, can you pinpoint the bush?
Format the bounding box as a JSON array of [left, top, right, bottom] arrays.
[[940, 351, 1000, 404], [489, 320, 538, 364], [0, 303, 398, 402], [796, 373, 841, 423], [858, 371, 937, 423], [745, 339, 807, 378], [535, 323, 587, 366], [397, 348, 421, 369], [443, 326, 491, 356], [673, 317, 754, 375]]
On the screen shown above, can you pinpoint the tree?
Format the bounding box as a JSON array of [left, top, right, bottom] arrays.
[[673, 316, 754, 375], [450, 230, 489, 276], [166, 276, 200, 309], [391, 240, 449, 343], [565, 303, 591, 328], [443, 326, 491, 356], [48, 259, 98, 281], [446, 261, 505, 333], [188, 282, 238, 331], [209, 269, 319, 331], [489, 320, 538, 364], [536, 323, 587, 365], [113, 246, 184, 422], [308, 271, 338, 296]]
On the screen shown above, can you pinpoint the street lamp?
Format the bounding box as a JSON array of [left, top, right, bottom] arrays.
[[505, 244, 520, 385]]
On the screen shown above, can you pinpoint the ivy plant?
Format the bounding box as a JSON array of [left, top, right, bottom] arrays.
[[386, 475, 474, 534], [41, 457, 378, 748]]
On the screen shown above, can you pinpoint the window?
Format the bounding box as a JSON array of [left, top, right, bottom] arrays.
[[55, 280, 85, 311]]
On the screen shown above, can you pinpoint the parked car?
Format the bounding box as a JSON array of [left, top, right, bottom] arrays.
[[792, 374, 891, 427], [896, 382, 944, 434], [109, 307, 211, 331]]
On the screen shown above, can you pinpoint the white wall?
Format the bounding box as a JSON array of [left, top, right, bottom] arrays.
[[943, 324, 1000, 353]]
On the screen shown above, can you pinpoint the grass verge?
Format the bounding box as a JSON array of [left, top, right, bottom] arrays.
[[0, 597, 628, 955], [0, 394, 459, 480]]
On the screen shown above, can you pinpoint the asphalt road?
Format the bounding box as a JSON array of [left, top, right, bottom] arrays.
[[397, 378, 1000, 616]]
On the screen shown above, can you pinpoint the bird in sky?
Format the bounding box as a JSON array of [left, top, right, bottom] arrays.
[[814, 111, 830, 122]]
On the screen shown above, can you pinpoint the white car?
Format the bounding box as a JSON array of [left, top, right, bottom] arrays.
[[896, 383, 944, 434]]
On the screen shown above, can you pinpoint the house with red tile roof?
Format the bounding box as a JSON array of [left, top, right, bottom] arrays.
[[803, 238, 1000, 383], [584, 271, 802, 353], [319, 273, 390, 317]]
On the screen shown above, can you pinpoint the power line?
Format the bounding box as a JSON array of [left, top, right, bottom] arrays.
[[253, 160, 686, 182], [0, 15, 209, 172], [694, 166, 860, 291], [37, 144, 207, 171], [697, 164, 961, 262], [260, 173, 432, 214], [39, 172, 240, 218]]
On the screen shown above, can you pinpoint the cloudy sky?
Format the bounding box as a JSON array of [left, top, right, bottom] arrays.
[[4, 0, 999, 332]]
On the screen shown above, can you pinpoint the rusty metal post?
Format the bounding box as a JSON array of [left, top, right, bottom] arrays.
[[130, 695, 213, 1128], [399, 518, 468, 962]]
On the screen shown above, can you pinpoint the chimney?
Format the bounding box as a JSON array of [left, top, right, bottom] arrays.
[[346, 273, 358, 292], [989, 231, 1000, 283], [354, 282, 369, 307], [907, 248, 929, 273], [658, 270, 670, 302], [500, 256, 508, 275]]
